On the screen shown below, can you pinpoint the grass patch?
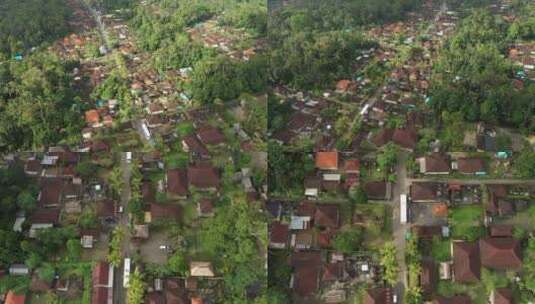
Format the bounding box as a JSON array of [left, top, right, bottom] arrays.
[[431, 237, 451, 262], [449, 205, 484, 241], [437, 280, 487, 304]]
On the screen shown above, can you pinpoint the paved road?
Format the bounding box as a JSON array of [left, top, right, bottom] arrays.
[[390, 151, 409, 301], [407, 178, 535, 185], [113, 153, 133, 304]]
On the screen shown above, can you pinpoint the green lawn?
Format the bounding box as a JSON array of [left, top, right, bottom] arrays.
[[431, 237, 451, 262], [449, 205, 484, 241]]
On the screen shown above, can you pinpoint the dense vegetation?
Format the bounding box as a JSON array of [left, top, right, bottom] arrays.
[[430, 10, 535, 133], [0, 0, 71, 57], [201, 195, 267, 303], [267, 0, 424, 89], [0, 53, 83, 151]]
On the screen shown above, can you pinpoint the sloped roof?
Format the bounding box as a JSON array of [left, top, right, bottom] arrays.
[[5, 291, 25, 304], [150, 203, 182, 221], [145, 291, 165, 304], [167, 169, 189, 196], [322, 262, 343, 281], [315, 152, 339, 170], [433, 295, 471, 304], [458, 158, 486, 174], [392, 128, 418, 150], [479, 237, 522, 270], [372, 128, 394, 147], [363, 287, 392, 304], [453, 241, 481, 283], [493, 288, 513, 304], [411, 182, 441, 202], [421, 260, 438, 295], [422, 153, 450, 173], [196, 126, 225, 145], [29, 208, 60, 224], [293, 266, 319, 297], [314, 204, 340, 228], [270, 221, 289, 245], [92, 261, 109, 287], [187, 165, 220, 189], [364, 181, 388, 200]]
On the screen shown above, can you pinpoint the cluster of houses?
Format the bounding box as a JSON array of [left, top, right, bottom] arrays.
[[407, 180, 534, 303], [186, 19, 259, 61], [509, 42, 535, 86], [268, 199, 381, 303]]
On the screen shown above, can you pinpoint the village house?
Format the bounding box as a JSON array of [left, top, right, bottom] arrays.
[[452, 240, 481, 283], [182, 135, 210, 159], [196, 126, 226, 146], [314, 204, 340, 229], [479, 237, 523, 270], [290, 251, 321, 299], [418, 153, 450, 175], [187, 165, 220, 191], [146, 203, 182, 223], [166, 169, 189, 199], [4, 291, 26, 304], [197, 198, 214, 217], [489, 288, 513, 304], [28, 208, 60, 238], [410, 182, 448, 203], [363, 287, 393, 304], [269, 221, 289, 249], [364, 181, 392, 201], [432, 295, 472, 304], [315, 151, 339, 171], [453, 157, 487, 175], [189, 262, 215, 277], [92, 261, 113, 304]]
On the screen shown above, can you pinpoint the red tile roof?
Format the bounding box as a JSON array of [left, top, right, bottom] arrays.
[[315, 152, 339, 170], [145, 291, 165, 304], [187, 165, 220, 189], [493, 288, 513, 304], [479, 237, 522, 270], [85, 110, 100, 124], [372, 128, 394, 147], [364, 181, 388, 200], [314, 204, 340, 228], [293, 266, 319, 297], [5, 291, 25, 304], [363, 287, 392, 304], [92, 261, 109, 287], [458, 158, 486, 174], [453, 241, 481, 283], [392, 128, 418, 150], [322, 262, 343, 281], [343, 159, 360, 173], [410, 182, 441, 202], [29, 208, 60, 224], [422, 153, 450, 173], [489, 225, 513, 237], [270, 221, 289, 245], [150, 203, 182, 221], [182, 135, 210, 158], [433, 295, 471, 304], [167, 169, 189, 196], [421, 260, 438, 295], [92, 287, 108, 304], [196, 126, 225, 145]]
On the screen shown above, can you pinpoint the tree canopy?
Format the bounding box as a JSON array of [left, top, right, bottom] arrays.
[[0, 0, 71, 57]]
